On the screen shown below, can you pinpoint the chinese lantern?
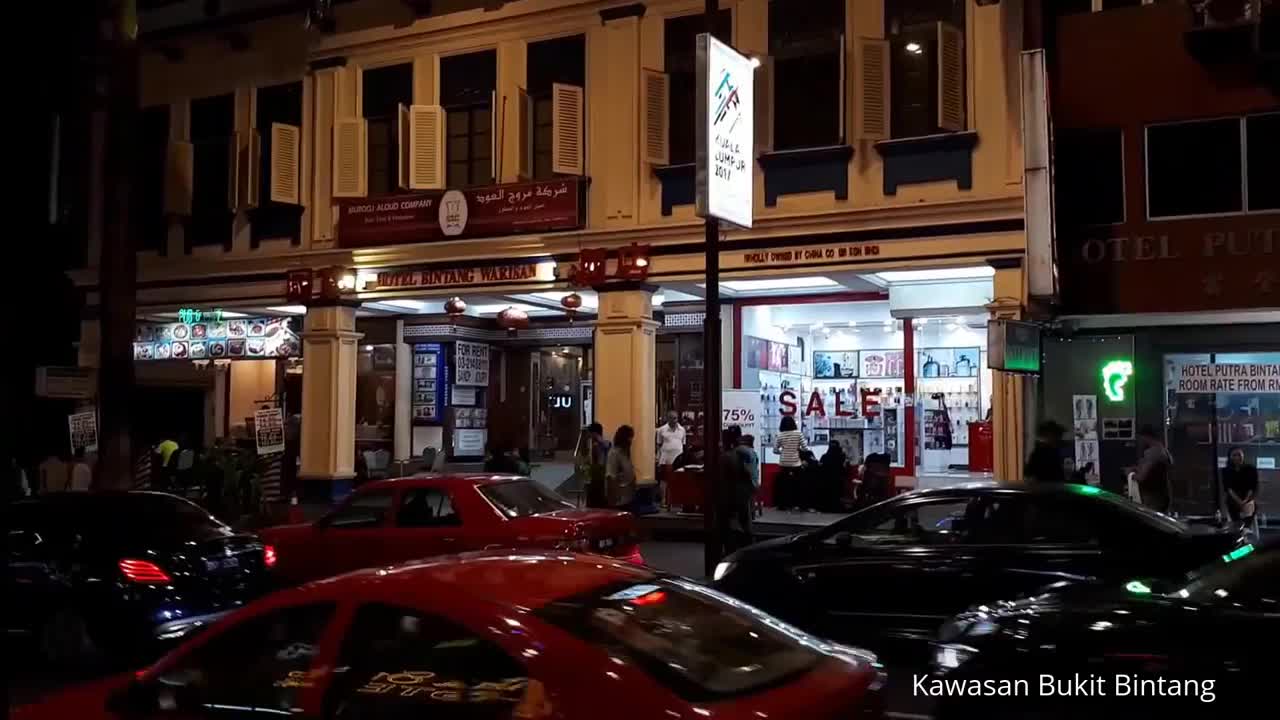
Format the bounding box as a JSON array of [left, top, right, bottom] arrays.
[[443, 297, 467, 332], [560, 292, 583, 324], [496, 306, 530, 337]]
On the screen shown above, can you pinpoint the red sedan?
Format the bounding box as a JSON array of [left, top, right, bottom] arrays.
[[261, 475, 642, 585], [16, 552, 885, 720]]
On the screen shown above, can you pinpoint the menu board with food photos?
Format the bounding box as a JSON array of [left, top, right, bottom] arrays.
[[411, 344, 445, 424], [134, 317, 300, 361]]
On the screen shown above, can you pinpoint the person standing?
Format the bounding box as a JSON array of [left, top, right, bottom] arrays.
[[1024, 420, 1066, 484], [1222, 447, 1258, 530], [819, 440, 850, 512], [584, 422, 611, 508], [773, 416, 808, 510], [605, 425, 637, 511], [655, 412, 686, 507], [718, 426, 754, 552], [1134, 425, 1174, 514]]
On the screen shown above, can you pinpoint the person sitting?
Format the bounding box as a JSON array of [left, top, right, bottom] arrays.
[[819, 441, 849, 512]]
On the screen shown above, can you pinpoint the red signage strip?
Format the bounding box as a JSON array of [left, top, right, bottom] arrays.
[[336, 178, 584, 249]]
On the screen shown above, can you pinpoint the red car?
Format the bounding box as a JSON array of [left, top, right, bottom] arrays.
[[261, 475, 642, 585], [16, 552, 885, 720]]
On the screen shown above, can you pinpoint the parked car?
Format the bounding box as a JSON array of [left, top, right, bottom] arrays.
[[712, 482, 1248, 665], [15, 552, 888, 720], [5, 491, 276, 666], [260, 474, 642, 585], [929, 541, 1276, 717]]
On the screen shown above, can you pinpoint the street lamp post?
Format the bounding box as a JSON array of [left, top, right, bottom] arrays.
[[701, 0, 723, 578]]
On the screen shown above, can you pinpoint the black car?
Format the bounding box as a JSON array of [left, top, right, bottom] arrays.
[[712, 482, 1247, 664], [929, 542, 1277, 717], [6, 492, 276, 665]]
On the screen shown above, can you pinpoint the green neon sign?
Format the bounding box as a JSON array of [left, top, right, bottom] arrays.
[[1101, 360, 1133, 402], [1222, 544, 1254, 564]]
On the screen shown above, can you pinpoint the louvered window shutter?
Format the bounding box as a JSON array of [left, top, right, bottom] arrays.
[[269, 122, 301, 205], [408, 104, 445, 190], [332, 118, 367, 197], [551, 83, 584, 175], [642, 69, 669, 166], [517, 87, 532, 180], [397, 103, 410, 190], [226, 131, 241, 211], [853, 38, 890, 142], [937, 22, 965, 132], [245, 130, 261, 209]]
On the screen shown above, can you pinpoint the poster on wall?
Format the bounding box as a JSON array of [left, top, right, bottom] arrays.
[[68, 409, 98, 455], [454, 428, 487, 456], [134, 316, 300, 361], [918, 347, 981, 378], [860, 350, 905, 379], [722, 389, 764, 437], [412, 344, 444, 423], [452, 386, 478, 406], [745, 337, 766, 369], [767, 342, 788, 372], [254, 407, 285, 455], [455, 341, 490, 386], [1173, 362, 1280, 394], [1071, 394, 1099, 476], [814, 351, 859, 379]]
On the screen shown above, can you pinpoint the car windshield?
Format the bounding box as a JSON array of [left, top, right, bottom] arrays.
[[29, 493, 229, 543], [479, 480, 574, 518], [1090, 486, 1190, 534], [536, 577, 827, 701]]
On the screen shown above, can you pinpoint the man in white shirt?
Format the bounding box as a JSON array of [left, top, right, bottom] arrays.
[[656, 412, 686, 506]]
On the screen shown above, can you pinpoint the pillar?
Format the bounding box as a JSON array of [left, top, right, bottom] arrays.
[[393, 320, 412, 464], [987, 260, 1029, 483], [593, 285, 659, 486], [299, 303, 361, 500]]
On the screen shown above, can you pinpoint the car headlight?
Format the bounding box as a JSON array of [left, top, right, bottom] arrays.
[[933, 643, 977, 674], [712, 561, 736, 582]]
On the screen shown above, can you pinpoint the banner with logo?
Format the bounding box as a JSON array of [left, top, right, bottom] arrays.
[[336, 178, 583, 248]]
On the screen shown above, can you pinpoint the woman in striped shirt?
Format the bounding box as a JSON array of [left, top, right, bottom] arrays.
[[773, 416, 808, 510]]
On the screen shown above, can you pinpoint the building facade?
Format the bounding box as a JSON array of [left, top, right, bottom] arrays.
[[1043, 1, 1278, 519], [72, 0, 1033, 499]]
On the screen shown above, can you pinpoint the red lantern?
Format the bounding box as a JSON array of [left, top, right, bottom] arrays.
[[573, 248, 609, 286], [616, 243, 652, 280], [560, 292, 583, 323], [496, 306, 530, 337], [443, 297, 467, 333]]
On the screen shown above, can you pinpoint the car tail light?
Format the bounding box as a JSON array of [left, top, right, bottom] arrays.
[[119, 559, 171, 584], [618, 545, 645, 565], [263, 544, 278, 568]]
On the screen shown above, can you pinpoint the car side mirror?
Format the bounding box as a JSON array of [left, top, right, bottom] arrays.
[[834, 531, 853, 549]]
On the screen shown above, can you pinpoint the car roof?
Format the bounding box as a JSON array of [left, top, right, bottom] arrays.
[[8, 490, 190, 508], [898, 481, 1112, 499], [357, 473, 528, 492], [304, 550, 652, 610]]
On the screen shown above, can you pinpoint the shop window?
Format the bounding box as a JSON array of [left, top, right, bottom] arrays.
[[150, 604, 333, 714], [1146, 117, 1245, 218], [665, 11, 731, 164], [137, 105, 169, 253], [527, 35, 586, 179], [441, 50, 497, 188], [323, 603, 528, 719], [1246, 113, 1279, 212], [327, 490, 394, 528], [189, 93, 235, 248], [886, 0, 966, 139], [363, 63, 414, 196], [357, 344, 396, 474], [1054, 128, 1125, 226], [769, 0, 843, 150], [396, 488, 460, 528], [253, 81, 303, 244]]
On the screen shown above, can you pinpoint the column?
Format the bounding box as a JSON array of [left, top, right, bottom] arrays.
[[299, 302, 362, 501], [987, 261, 1028, 483], [593, 284, 659, 486], [393, 320, 412, 465]]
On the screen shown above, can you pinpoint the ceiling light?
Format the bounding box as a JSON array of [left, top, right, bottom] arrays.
[[267, 305, 308, 315], [875, 266, 995, 283], [529, 291, 599, 309], [905, 42, 923, 55], [473, 303, 540, 315], [378, 299, 429, 311], [717, 277, 840, 292]]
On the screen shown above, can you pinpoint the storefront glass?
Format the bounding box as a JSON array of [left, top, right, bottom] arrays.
[[356, 344, 396, 478], [913, 317, 991, 475]]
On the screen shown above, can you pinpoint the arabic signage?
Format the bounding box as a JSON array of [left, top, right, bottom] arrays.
[[1175, 362, 1280, 394], [135, 317, 300, 361], [696, 33, 754, 229], [454, 341, 490, 386], [336, 178, 583, 248], [373, 262, 555, 292], [254, 407, 285, 455]]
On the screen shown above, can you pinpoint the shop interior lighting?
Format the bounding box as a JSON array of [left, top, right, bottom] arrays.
[[874, 266, 995, 283], [266, 305, 308, 315], [528, 291, 599, 309], [378, 299, 430, 311], [712, 276, 840, 292], [473, 303, 540, 315]]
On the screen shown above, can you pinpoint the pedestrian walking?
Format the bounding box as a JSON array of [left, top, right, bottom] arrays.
[[773, 416, 808, 510], [605, 425, 637, 510], [1024, 420, 1067, 484], [656, 412, 686, 507], [1134, 425, 1174, 514], [1223, 447, 1258, 533], [718, 426, 754, 552]]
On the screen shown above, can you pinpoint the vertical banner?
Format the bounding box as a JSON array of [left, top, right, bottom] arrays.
[[69, 409, 99, 456], [254, 406, 286, 455], [1071, 394, 1099, 478], [695, 33, 755, 229]]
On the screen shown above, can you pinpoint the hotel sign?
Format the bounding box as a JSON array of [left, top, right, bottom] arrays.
[[372, 263, 555, 292], [337, 178, 583, 248]]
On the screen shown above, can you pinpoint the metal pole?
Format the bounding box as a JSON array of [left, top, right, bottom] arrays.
[[701, 0, 723, 579]]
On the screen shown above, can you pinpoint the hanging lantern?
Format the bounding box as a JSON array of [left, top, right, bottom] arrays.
[[560, 292, 583, 323], [443, 297, 467, 333], [497, 306, 530, 337]]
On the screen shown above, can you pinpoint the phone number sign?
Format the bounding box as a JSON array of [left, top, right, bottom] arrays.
[[454, 341, 490, 387]]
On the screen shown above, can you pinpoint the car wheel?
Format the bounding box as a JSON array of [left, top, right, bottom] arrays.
[[39, 609, 100, 668]]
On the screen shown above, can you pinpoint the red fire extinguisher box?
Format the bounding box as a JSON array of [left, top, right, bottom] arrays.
[[968, 421, 994, 473]]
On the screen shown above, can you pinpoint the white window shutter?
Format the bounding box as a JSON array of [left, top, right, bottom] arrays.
[[164, 140, 194, 216], [226, 131, 241, 211], [755, 56, 774, 154], [269, 122, 301, 205], [517, 87, 532, 180], [642, 69, 669, 166], [397, 103, 410, 190], [490, 90, 498, 183], [838, 35, 847, 143], [245, 130, 261, 209], [551, 83, 584, 176], [854, 37, 890, 142], [937, 22, 965, 132], [408, 104, 445, 190], [332, 118, 367, 197]]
